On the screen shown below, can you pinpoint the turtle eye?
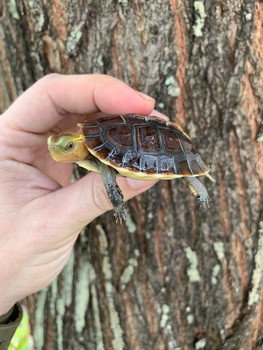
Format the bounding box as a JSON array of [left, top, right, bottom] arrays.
[[64, 141, 75, 152]]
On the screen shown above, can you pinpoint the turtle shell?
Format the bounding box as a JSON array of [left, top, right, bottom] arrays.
[[78, 114, 209, 179]]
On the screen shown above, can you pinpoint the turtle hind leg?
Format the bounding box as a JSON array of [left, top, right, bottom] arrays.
[[184, 177, 210, 209], [99, 162, 127, 223]]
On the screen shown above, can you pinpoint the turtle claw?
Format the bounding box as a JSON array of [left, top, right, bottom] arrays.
[[113, 204, 127, 224]]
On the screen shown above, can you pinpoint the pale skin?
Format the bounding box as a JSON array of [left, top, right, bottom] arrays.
[[0, 74, 163, 316]]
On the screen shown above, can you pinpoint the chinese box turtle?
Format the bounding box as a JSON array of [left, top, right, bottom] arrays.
[[48, 114, 214, 222]]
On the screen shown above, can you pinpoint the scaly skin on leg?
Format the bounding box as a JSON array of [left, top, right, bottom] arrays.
[[184, 177, 210, 209], [99, 162, 127, 222]]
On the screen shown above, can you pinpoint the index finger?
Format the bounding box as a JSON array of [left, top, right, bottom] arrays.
[[3, 74, 155, 133]]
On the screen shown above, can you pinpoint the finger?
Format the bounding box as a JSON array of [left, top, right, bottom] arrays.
[[4, 74, 155, 133], [42, 172, 157, 230]]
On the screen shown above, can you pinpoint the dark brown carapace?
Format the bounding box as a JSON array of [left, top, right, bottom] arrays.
[[79, 114, 210, 180]]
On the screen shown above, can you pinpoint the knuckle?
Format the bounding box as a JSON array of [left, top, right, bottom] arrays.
[[41, 73, 61, 82], [35, 73, 61, 90]]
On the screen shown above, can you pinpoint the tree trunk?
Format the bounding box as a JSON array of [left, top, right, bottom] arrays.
[[1, 0, 263, 349]]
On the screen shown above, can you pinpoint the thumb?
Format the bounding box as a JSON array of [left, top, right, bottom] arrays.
[[44, 171, 157, 231]]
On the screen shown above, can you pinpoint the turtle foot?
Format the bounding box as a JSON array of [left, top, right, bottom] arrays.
[[113, 204, 127, 224], [197, 195, 210, 209]]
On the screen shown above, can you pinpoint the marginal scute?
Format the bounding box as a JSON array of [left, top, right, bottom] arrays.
[[82, 125, 101, 136], [177, 160, 193, 176], [140, 155, 158, 173], [158, 155, 176, 174], [190, 159, 204, 175], [101, 116, 126, 126], [84, 136, 103, 150], [108, 152, 123, 167]]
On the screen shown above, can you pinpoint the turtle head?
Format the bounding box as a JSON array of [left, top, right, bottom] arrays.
[[47, 133, 89, 162]]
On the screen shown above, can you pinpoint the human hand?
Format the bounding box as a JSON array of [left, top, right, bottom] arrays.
[[0, 74, 157, 315]]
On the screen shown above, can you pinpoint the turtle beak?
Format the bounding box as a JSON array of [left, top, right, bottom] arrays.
[[47, 135, 56, 149], [47, 135, 62, 161], [47, 135, 55, 150], [47, 135, 59, 152]]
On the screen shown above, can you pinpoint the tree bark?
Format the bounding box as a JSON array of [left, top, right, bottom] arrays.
[[1, 0, 263, 349]]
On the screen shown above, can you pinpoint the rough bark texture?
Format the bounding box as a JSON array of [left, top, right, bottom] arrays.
[[1, 0, 263, 349]]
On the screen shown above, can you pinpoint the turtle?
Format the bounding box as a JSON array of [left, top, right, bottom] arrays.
[[47, 114, 214, 222]]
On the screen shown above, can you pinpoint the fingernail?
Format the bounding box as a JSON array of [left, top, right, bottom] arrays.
[[137, 91, 155, 103], [151, 109, 169, 121]]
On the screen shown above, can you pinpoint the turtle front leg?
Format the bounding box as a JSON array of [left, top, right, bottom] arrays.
[[99, 162, 127, 222], [184, 177, 210, 209]]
